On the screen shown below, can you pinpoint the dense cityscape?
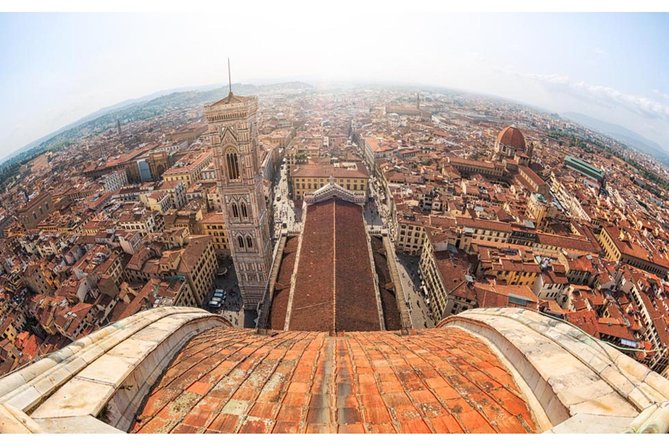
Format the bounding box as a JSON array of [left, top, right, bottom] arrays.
[[2, 78, 669, 434]]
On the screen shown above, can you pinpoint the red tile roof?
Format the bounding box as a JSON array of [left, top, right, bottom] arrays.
[[334, 200, 380, 331], [289, 200, 335, 331], [603, 226, 669, 270], [291, 163, 368, 179], [289, 199, 380, 332], [496, 126, 526, 150], [130, 326, 537, 434]]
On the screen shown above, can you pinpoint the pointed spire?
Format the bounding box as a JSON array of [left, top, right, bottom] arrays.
[[228, 57, 232, 96]]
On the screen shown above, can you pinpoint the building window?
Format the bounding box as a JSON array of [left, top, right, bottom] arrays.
[[241, 202, 248, 218], [232, 203, 239, 218], [237, 235, 245, 249], [246, 236, 253, 249], [226, 152, 240, 180]]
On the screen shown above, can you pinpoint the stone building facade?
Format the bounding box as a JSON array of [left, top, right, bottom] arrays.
[[205, 91, 272, 307]]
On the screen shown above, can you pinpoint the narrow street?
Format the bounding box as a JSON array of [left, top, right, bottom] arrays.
[[396, 253, 434, 328], [363, 185, 384, 228], [272, 162, 300, 237], [364, 170, 433, 329]]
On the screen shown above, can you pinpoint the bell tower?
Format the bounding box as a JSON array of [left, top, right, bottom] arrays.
[[204, 64, 272, 309]]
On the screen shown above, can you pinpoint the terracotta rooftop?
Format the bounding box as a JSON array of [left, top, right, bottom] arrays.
[[433, 251, 471, 292], [518, 165, 545, 186], [603, 226, 669, 270], [288, 198, 381, 332], [448, 156, 504, 171], [162, 150, 211, 176], [130, 326, 537, 434], [201, 212, 226, 224], [208, 91, 253, 108], [290, 163, 368, 179], [496, 126, 526, 150], [474, 283, 539, 309]]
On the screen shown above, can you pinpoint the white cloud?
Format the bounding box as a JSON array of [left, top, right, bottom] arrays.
[[593, 47, 608, 57], [652, 89, 669, 103], [509, 71, 669, 122]]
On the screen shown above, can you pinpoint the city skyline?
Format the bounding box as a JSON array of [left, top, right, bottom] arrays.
[[3, 3, 669, 438], [2, 83, 669, 434], [1, 12, 669, 160]]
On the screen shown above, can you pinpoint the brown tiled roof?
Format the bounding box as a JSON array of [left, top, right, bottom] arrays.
[[603, 226, 669, 269], [596, 319, 636, 341], [201, 212, 226, 224], [334, 200, 380, 331], [433, 251, 471, 292], [496, 126, 526, 150], [456, 216, 513, 233], [163, 150, 212, 176], [566, 255, 595, 273], [130, 326, 537, 434], [209, 91, 251, 107], [518, 165, 545, 186], [177, 236, 213, 274], [449, 156, 504, 171], [289, 200, 335, 331], [564, 310, 599, 338], [290, 163, 368, 179], [289, 199, 380, 332], [474, 283, 538, 309], [536, 233, 599, 253]]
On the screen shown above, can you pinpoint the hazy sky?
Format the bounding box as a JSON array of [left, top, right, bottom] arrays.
[[1, 12, 668, 158]]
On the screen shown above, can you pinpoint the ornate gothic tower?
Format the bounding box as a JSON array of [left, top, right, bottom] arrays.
[[204, 90, 272, 308]]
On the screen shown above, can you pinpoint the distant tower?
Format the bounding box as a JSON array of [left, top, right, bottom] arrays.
[[117, 119, 122, 137], [416, 92, 420, 110], [204, 60, 272, 309]]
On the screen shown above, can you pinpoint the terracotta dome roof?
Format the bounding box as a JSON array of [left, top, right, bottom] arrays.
[[4, 307, 669, 434], [496, 126, 526, 150], [130, 326, 538, 433]]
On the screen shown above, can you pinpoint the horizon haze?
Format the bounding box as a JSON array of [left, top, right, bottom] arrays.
[[1, 12, 669, 160]]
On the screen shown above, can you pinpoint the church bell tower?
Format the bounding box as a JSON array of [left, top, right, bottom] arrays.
[[204, 62, 272, 308]]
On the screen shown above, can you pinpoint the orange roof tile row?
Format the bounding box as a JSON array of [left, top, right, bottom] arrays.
[[289, 200, 336, 331], [334, 200, 381, 331], [288, 198, 381, 332], [130, 326, 537, 434]]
